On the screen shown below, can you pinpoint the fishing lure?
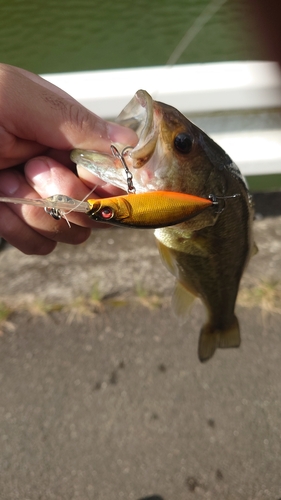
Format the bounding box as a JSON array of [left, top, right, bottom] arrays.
[[0, 191, 213, 229], [87, 191, 213, 228]]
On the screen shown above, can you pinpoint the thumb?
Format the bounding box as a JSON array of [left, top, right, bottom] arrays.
[[0, 64, 137, 154]]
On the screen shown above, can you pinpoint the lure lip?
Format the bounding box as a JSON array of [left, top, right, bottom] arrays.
[[0, 195, 91, 214]]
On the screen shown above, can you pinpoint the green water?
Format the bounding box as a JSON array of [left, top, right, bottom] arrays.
[[247, 174, 281, 192], [0, 0, 263, 74], [0, 0, 278, 191]]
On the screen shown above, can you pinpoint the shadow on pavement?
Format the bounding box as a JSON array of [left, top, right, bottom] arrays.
[[138, 496, 164, 500]]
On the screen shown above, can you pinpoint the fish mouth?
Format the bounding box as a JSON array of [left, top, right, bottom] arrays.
[[116, 89, 153, 138], [115, 89, 158, 168], [71, 90, 159, 192]]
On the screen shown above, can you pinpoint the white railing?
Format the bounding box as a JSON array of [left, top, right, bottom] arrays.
[[42, 62, 281, 177]]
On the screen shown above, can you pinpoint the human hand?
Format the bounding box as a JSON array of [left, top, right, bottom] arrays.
[[0, 64, 137, 254]]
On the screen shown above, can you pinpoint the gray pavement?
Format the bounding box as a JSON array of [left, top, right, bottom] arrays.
[[0, 207, 281, 499]]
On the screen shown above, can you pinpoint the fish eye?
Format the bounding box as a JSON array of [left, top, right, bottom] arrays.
[[174, 133, 193, 154]]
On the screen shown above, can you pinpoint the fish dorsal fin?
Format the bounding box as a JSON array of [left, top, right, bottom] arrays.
[[172, 281, 195, 325]]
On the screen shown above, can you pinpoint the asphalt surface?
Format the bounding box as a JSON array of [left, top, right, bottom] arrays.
[[0, 199, 281, 500]]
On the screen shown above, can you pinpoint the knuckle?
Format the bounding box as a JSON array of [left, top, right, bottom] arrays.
[[67, 103, 105, 140], [68, 104, 93, 133]]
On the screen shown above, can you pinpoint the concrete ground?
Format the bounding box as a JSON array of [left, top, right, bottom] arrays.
[[0, 194, 281, 500]]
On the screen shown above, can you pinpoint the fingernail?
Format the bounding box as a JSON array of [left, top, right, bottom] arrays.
[[107, 122, 138, 145], [0, 171, 20, 195]]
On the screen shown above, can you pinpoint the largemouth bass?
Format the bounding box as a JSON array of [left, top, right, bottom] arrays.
[[71, 90, 256, 362]]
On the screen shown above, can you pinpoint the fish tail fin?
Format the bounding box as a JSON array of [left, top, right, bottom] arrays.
[[198, 316, 240, 363]]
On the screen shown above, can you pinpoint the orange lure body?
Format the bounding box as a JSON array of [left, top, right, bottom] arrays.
[[87, 191, 213, 228]]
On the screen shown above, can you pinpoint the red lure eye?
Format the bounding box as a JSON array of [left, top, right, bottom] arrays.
[[100, 207, 114, 219]]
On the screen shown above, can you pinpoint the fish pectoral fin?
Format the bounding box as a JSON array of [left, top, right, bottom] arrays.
[[251, 241, 258, 257], [156, 238, 196, 324], [155, 239, 178, 276], [198, 316, 240, 363], [172, 281, 195, 325]]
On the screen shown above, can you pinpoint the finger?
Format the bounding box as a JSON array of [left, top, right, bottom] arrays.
[[26, 155, 125, 211], [0, 127, 48, 169], [0, 64, 138, 166], [76, 164, 126, 197], [25, 156, 99, 226], [0, 202, 57, 255], [0, 168, 92, 246]]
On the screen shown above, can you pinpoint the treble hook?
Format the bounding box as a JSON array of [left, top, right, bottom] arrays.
[[110, 144, 136, 194], [44, 207, 64, 220]]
